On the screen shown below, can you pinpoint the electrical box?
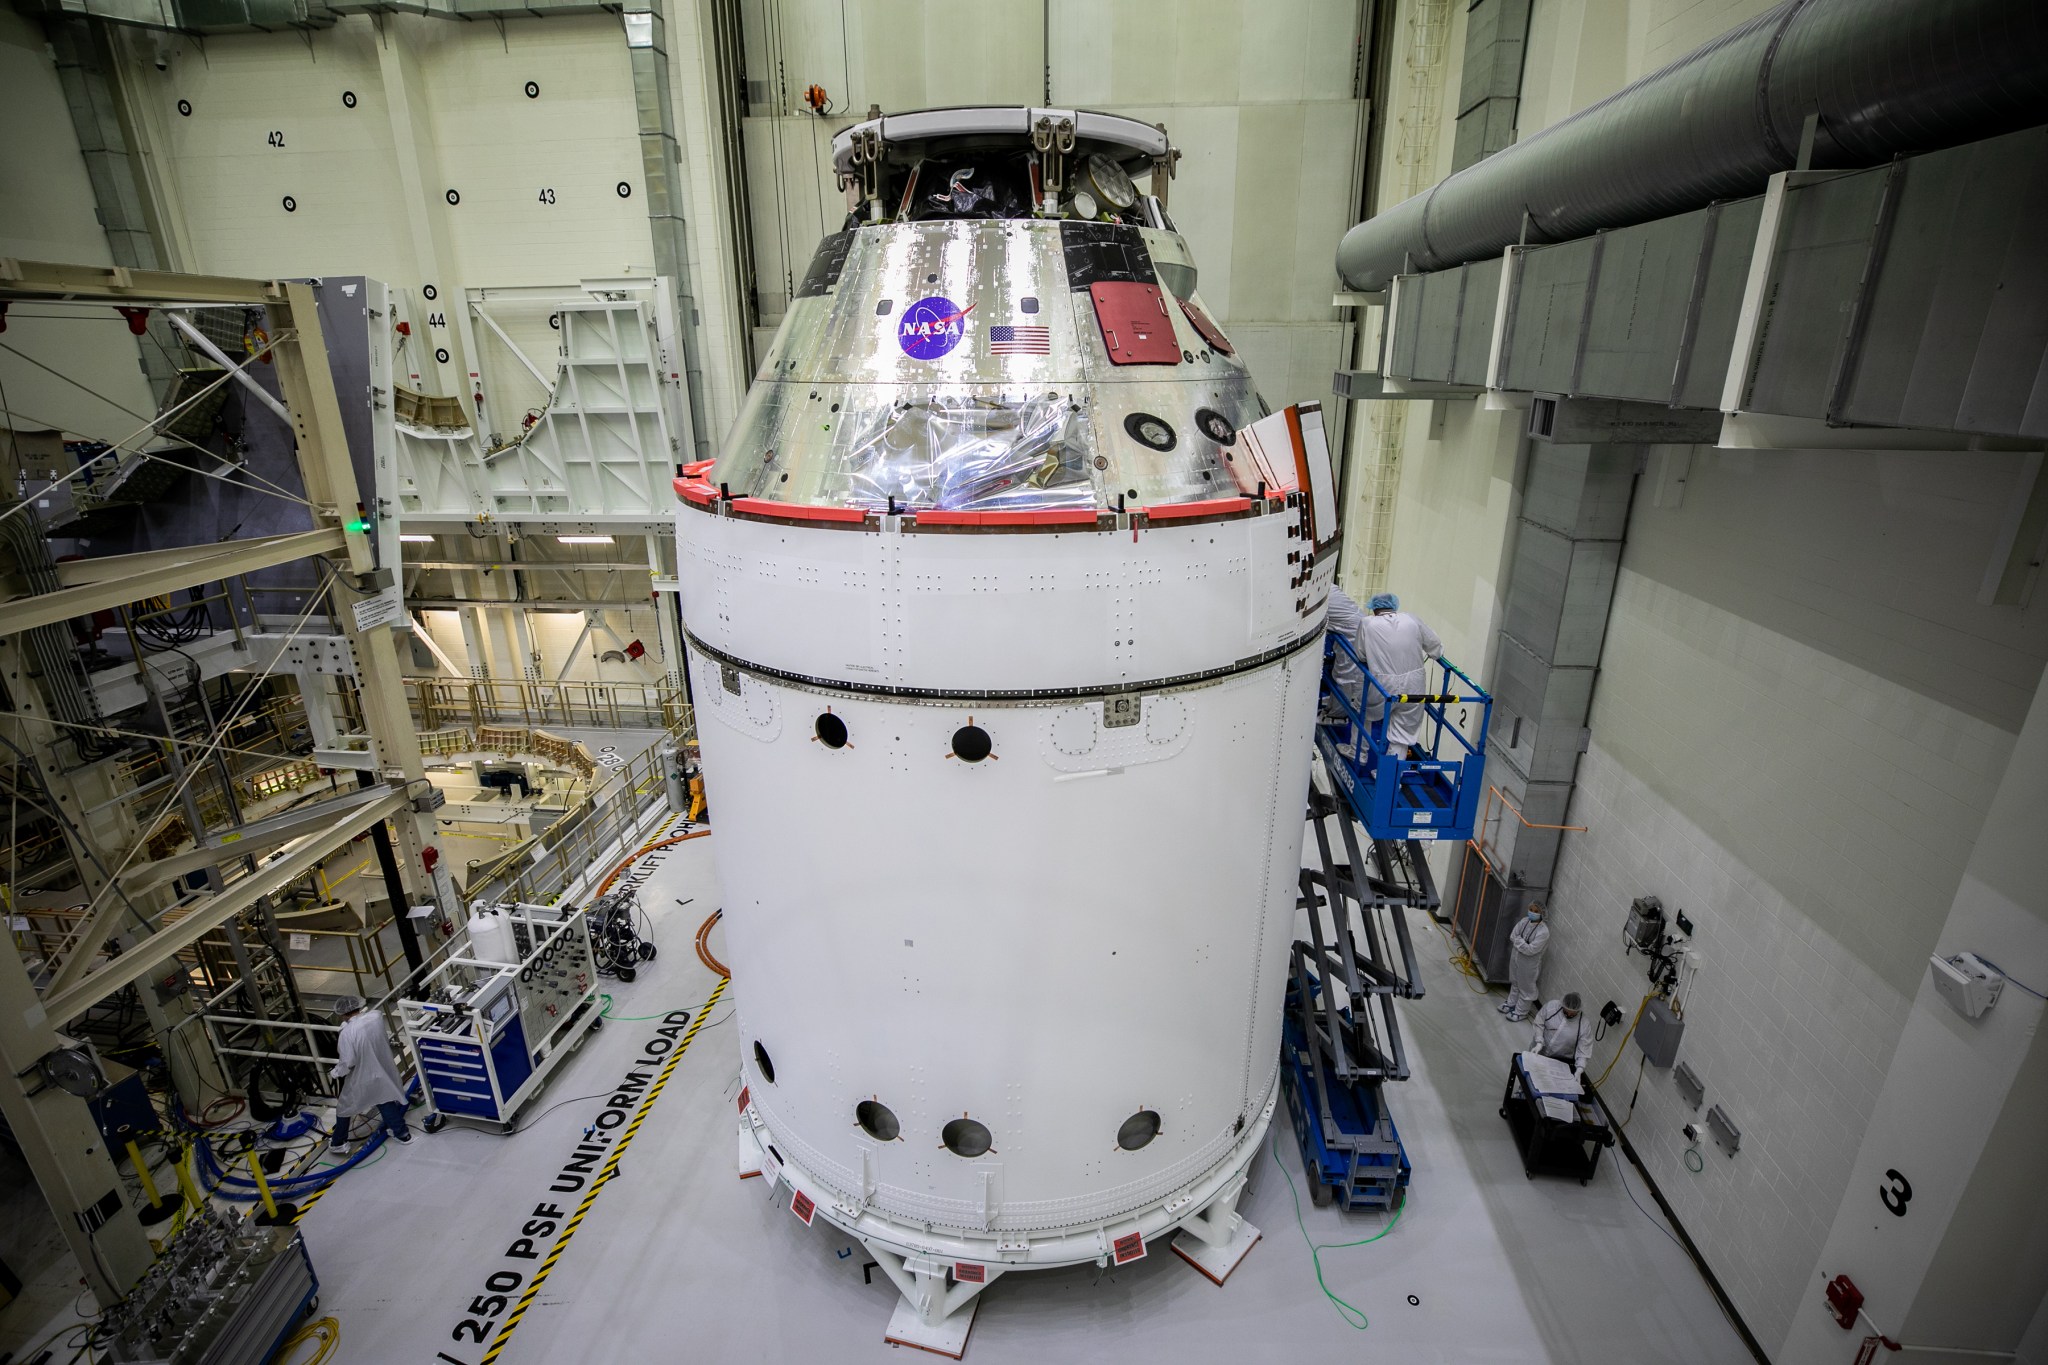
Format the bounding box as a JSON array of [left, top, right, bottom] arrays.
[[1625, 896, 1664, 952], [1634, 996, 1685, 1067], [1929, 952, 2003, 1019]]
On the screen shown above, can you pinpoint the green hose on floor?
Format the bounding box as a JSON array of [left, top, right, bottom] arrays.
[[1270, 1126, 1403, 1329]]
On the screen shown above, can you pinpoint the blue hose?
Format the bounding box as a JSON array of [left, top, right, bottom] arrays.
[[187, 1080, 423, 1200], [195, 1130, 386, 1199]]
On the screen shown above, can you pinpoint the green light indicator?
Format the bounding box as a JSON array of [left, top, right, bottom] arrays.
[[346, 518, 371, 534]]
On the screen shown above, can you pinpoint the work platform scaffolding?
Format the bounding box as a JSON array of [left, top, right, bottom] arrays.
[[1282, 635, 1491, 1209]]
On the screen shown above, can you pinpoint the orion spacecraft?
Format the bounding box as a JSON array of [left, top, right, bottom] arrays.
[[675, 106, 1338, 1355]]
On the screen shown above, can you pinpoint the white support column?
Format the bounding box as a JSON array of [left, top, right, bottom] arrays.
[[866, 1242, 1000, 1359], [650, 533, 686, 693], [1169, 1170, 1263, 1285], [374, 21, 490, 431], [459, 604, 492, 680]]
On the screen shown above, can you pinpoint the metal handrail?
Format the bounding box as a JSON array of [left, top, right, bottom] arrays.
[[1323, 632, 1492, 769]]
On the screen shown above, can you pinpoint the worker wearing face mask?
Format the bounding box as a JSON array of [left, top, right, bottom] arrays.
[[1357, 592, 1443, 755], [1500, 903, 1549, 1022], [1530, 992, 1594, 1076]]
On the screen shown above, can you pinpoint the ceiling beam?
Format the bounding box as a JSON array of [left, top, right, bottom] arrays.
[[35, 791, 406, 1025], [0, 257, 280, 305], [5, 528, 345, 636]]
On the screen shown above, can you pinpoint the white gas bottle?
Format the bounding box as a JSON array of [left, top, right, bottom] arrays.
[[465, 904, 518, 965]]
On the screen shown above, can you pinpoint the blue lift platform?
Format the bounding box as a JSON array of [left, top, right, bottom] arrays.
[[1278, 635, 1492, 1210], [1314, 633, 1492, 844]]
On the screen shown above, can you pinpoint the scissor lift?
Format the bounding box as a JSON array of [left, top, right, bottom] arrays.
[[1281, 779, 1437, 1211], [1315, 634, 1492, 844], [1281, 638, 1489, 1211]]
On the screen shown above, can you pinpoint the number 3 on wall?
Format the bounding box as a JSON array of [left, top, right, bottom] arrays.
[[1880, 1169, 1912, 1217]]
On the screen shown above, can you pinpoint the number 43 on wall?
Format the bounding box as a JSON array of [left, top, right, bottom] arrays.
[[537, 187, 556, 205]]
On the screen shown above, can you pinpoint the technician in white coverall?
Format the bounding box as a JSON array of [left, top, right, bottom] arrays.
[[1325, 587, 1369, 715], [1530, 993, 1594, 1075], [330, 995, 412, 1153], [1358, 592, 1444, 754], [1500, 903, 1550, 1022]]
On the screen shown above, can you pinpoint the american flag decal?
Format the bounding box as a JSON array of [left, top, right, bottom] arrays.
[[989, 323, 1051, 355]]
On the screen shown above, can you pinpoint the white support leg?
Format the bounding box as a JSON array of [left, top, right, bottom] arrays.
[[868, 1244, 999, 1359], [736, 1099, 762, 1180], [1170, 1173, 1262, 1286]]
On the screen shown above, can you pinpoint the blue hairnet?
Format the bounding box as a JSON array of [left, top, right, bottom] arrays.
[[1368, 592, 1399, 612]]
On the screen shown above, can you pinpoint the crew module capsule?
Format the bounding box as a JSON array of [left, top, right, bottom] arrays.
[[674, 106, 1339, 1356]]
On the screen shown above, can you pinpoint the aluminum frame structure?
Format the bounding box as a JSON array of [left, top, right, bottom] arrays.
[[0, 256, 443, 1304]]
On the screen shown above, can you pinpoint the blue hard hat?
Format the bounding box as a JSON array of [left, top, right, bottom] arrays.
[[1368, 592, 1399, 612]]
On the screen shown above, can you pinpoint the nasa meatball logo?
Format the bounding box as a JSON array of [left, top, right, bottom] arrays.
[[898, 295, 972, 359]]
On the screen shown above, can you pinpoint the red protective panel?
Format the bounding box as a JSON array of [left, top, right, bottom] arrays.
[[915, 509, 1102, 527], [674, 477, 717, 506], [680, 458, 718, 477], [1177, 297, 1234, 355], [1089, 282, 1182, 366], [1143, 497, 1252, 521], [728, 498, 868, 524]]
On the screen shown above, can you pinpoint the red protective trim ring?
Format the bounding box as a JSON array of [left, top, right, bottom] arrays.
[[674, 477, 718, 506], [914, 509, 1103, 527], [728, 498, 869, 524], [680, 458, 718, 478], [1143, 497, 1252, 521]]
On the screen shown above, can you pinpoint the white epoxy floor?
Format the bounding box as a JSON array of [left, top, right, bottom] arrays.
[[286, 828, 1753, 1365]]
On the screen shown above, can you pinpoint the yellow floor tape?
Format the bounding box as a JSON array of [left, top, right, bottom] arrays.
[[480, 973, 729, 1364]]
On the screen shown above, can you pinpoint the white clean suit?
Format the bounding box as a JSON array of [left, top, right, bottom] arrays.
[[1530, 1000, 1593, 1074], [1504, 914, 1549, 1020], [1358, 609, 1443, 751]]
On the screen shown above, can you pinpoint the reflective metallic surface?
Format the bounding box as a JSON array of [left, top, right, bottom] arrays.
[[713, 221, 1262, 511], [1338, 0, 2048, 290]]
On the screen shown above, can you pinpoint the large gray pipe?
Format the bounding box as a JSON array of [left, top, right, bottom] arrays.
[[1337, 0, 2048, 290]]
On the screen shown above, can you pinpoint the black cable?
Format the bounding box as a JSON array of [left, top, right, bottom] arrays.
[[506, 1089, 613, 1136], [1612, 1157, 1685, 1255]]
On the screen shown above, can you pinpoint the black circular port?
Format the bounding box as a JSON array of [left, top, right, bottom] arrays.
[[1195, 407, 1236, 445], [524, 79, 540, 99], [446, 188, 461, 206], [942, 1118, 992, 1158], [950, 725, 992, 763], [281, 196, 297, 213], [1124, 412, 1177, 452], [752, 1041, 776, 1084], [177, 99, 192, 117], [1117, 1109, 1162, 1151], [814, 713, 848, 749], [856, 1099, 899, 1141], [342, 90, 357, 109]]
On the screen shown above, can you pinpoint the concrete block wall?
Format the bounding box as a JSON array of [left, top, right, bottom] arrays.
[[1521, 442, 2048, 1351]]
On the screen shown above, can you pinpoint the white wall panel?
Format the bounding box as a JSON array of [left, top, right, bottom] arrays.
[[734, 0, 1368, 423], [142, 24, 414, 284]]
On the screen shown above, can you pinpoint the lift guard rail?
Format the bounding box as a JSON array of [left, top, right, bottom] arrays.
[[1317, 633, 1492, 843]]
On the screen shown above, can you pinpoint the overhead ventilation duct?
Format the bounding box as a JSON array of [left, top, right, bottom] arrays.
[[20, 0, 338, 31], [1337, 0, 2048, 290], [19, 0, 619, 31]]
